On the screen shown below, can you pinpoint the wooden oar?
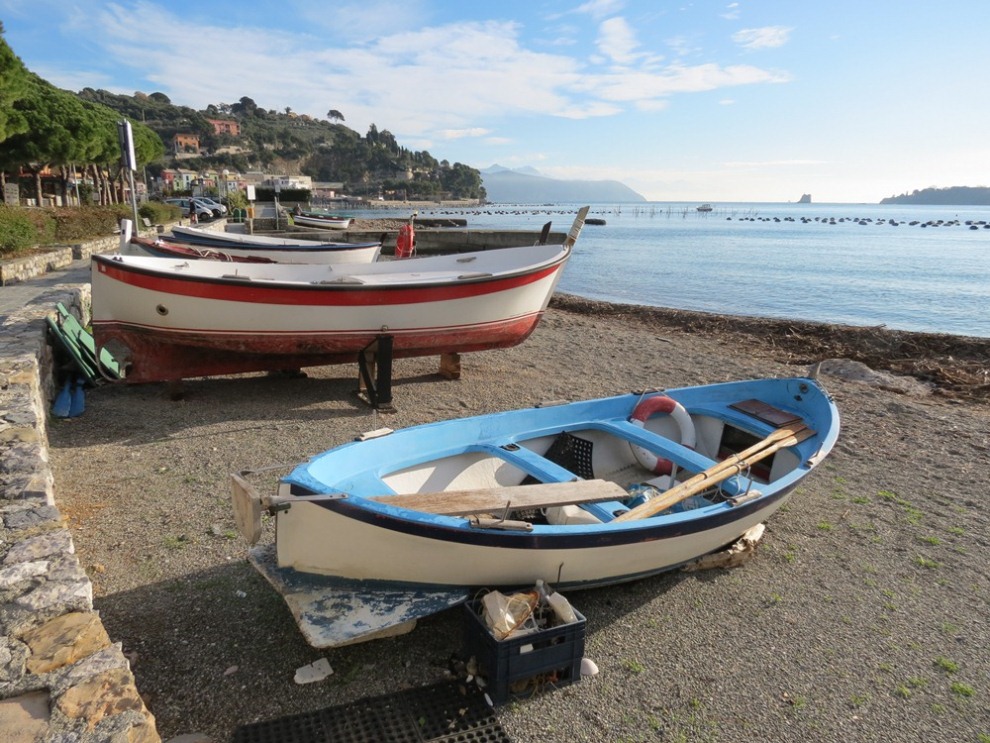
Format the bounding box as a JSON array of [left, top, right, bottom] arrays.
[[613, 423, 814, 522]]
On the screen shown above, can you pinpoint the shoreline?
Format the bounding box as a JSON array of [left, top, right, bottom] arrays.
[[47, 294, 990, 741], [549, 293, 990, 403]]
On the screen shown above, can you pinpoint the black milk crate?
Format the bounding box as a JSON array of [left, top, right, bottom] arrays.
[[462, 598, 586, 705]]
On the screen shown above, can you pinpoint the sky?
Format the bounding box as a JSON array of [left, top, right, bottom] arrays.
[[2, 1, 989, 203]]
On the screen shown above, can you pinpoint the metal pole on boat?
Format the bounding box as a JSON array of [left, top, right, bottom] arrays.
[[116, 120, 140, 228]]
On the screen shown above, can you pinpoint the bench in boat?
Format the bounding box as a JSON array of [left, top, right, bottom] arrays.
[[367, 479, 629, 516]]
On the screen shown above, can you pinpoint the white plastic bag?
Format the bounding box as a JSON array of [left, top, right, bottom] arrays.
[[481, 589, 538, 639]]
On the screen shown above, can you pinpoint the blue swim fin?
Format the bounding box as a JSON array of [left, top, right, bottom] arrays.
[[69, 377, 86, 417], [53, 380, 72, 418]]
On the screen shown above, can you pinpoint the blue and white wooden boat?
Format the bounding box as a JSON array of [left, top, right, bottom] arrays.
[[232, 376, 839, 594]]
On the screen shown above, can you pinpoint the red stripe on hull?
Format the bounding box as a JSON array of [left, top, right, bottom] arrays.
[[94, 256, 561, 307], [96, 314, 545, 382]]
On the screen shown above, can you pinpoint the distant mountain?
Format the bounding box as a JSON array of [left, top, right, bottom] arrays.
[[480, 165, 646, 203], [880, 186, 990, 205]]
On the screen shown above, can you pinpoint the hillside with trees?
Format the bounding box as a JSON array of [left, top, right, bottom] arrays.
[[0, 25, 484, 205], [76, 89, 486, 201], [880, 186, 990, 205]]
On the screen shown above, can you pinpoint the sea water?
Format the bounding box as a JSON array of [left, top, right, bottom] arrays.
[[352, 202, 990, 338]]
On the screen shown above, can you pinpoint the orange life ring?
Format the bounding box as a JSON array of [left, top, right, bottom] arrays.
[[628, 395, 696, 475], [395, 223, 415, 258]]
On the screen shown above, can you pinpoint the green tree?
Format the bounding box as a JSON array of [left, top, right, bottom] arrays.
[[231, 96, 257, 116], [1, 72, 163, 204], [0, 24, 30, 145]]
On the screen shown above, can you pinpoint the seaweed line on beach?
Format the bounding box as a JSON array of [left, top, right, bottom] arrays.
[[551, 294, 990, 402]]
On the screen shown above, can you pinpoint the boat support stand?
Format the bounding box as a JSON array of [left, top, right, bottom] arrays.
[[356, 334, 395, 411]]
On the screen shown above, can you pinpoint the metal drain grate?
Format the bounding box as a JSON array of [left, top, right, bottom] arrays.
[[232, 679, 512, 743]]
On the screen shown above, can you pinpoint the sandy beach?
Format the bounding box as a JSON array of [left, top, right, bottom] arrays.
[[48, 295, 989, 742]]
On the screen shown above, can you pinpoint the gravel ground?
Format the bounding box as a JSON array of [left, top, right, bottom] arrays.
[[48, 296, 990, 742]]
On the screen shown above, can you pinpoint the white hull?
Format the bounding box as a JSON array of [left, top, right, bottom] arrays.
[[92, 248, 567, 336], [291, 214, 351, 230], [275, 494, 788, 588]]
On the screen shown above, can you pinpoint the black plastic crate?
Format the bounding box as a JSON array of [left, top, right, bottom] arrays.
[[462, 598, 586, 705]]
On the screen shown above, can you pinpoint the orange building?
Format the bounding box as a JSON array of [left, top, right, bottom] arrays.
[[207, 119, 241, 136], [173, 133, 200, 154]]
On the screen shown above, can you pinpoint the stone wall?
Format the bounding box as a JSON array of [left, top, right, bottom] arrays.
[[0, 228, 184, 741], [0, 235, 125, 287]]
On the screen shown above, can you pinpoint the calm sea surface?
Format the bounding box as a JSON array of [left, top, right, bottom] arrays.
[[352, 202, 990, 338]]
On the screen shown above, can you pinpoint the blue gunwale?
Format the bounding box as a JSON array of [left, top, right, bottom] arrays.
[[282, 377, 838, 548]]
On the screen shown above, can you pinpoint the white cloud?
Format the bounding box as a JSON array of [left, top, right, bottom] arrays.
[[732, 26, 793, 50], [634, 99, 669, 112], [665, 35, 699, 58], [574, 0, 626, 21], [588, 62, 792, 103], [292, 0, 429, 40], [596, 17, 641, 65], [32, 2, 794, 150], [720, 3, 741, 21], [438, 128, 492, 139]]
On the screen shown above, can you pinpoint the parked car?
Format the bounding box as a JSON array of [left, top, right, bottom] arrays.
[[165, 198, 213, 221], [192, 196, 227, 217]]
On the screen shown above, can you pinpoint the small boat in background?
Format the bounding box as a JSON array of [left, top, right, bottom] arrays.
[[92, 207, 588, 383], [290, 209, 352, 230], [119, 219, 382, 265], [169, 225, 374, 256], [233, 376, 839, 592], [129, 235, 273, 263], [696, 203, 714, 212]]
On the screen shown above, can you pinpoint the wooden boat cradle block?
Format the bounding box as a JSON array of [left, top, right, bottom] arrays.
[[367, 479, 630, 516]]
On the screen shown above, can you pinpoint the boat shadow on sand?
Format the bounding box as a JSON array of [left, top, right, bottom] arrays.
[[49, 364, 455, 449]]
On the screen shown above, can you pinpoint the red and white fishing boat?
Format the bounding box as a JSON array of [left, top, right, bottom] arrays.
[[91, 207, 588, 383]]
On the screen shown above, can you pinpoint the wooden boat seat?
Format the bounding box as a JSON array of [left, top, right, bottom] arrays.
[[367, 479, 629, 516]]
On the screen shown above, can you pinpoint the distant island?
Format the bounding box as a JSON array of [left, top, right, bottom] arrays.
[[880, 186, 990, 205], [798, 194, 811, 203], [481, 165, 646, 203]]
